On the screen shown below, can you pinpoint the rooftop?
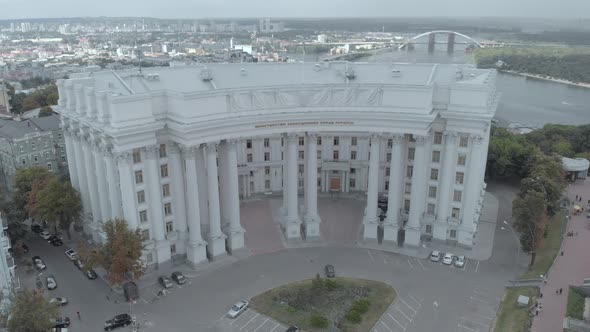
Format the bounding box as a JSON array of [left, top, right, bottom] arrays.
[[71, 62, 494, 96], [0, 114, 61, 141]]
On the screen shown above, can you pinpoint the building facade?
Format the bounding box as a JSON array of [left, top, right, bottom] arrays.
[[0, 115, 67, 192], [56, 62, 498, 267], [0, 213, 16, 315]]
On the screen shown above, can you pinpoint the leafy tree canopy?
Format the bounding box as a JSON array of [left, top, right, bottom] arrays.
[[7, 289, 60, 332]]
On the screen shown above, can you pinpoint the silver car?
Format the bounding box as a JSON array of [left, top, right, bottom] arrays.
[[227, 300, 249, 318], [454, 255, 466, 268]]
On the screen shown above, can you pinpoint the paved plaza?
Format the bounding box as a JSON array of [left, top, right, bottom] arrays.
[[532, 178, 590, 332]]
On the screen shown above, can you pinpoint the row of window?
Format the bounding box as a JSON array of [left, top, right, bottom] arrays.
[[132, 144, 168, 164], [424, 225, 458, 239], [140, 220, 176, 241], [136, 183, 172, 204], [134, 164, 169, 184], [138, 202, 173, 224]]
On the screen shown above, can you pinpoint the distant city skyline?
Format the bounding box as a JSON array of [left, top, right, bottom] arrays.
[[1, 0, 589, 20]]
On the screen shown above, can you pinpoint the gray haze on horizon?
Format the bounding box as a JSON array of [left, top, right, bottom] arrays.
[[1, 0, 589, 20]]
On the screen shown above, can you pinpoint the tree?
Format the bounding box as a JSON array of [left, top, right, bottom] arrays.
[[25, 175, 54, 220], [80, 219, 145, 285], [13, 167, 53, 220], [512, 191, 548, 267], [38, 106, 54, 117], [21, 96, 41, 112], [34, 179, 81, 238], [7, 289, 59, 332]]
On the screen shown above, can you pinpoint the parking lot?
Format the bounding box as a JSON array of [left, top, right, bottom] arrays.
[[218, 309, 289, 332]]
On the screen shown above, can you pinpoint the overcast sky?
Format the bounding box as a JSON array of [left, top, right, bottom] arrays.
[[1, 0, 588, 20]]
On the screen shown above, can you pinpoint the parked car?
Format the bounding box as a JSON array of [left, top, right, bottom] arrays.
[[104, 313, 132, 331], [325, 264, 335, 278], [51, 316, 70, 328], [31, 223, 43, 233], [65, 249, 77, 261], [46, 275, 57, 290], [48, 236, 63, 247], [32, 256, 46, 270], [49, 297, 68, 306], [73, 259, 85, 270], [429, 250, 442, 262], [40, 231, 52, 240], [285, 326, 299, 332], [171, 271, 186, 285], [227, 300, 249, 318], [442, 253, 454, 265], [158, 276, 174, 289], [454, 255, 466, 268], [86, 269, 98, 280]]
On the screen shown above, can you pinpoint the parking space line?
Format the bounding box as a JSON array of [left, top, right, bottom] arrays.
[[231, 310, 250, 326], [381, 319, 396, 332], [252, 318, 269, 332], [458, 323, 480, 332], [407, 294, 422, 307], [475, 261, 480, 272], [395, 307, 412, 322], [386, 314, 405, 331], [463, 260, 469, 271], [407, 259, 413, 269], [399, 298, 417, 313], [240, 313, 259, 330], [269, 323, 280, 332], [367, 249, 375, 262], [475, 313, 494, 321], [470, 296, 491, 304], [415, 258, 426, 271], [472, 289, 490, 297], [461, 317, 489, 328]]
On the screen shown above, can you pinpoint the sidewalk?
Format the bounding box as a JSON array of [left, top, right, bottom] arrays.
[[531, 178, 590, 332]]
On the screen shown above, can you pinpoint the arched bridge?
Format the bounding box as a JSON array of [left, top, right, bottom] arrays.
[[398, 30, 484, 53]]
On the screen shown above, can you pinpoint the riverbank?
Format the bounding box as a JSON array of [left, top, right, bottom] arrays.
[[500, 70, 590, 89]]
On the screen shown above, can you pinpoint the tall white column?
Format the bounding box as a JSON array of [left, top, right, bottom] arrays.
[[281, 138, 288, 217], [304, 133, 320, 240], [363, 134, 380, 241], [195, 147, 209, 230], [115, 152, 139, 230], [205, 143, 227, 258], [63, 128, 79, 190], [182, 146, 207, 265], [168, 143, 188, 255], [81, 133, 102, 242], [383, 134, 404, 244], [406, 135, 428, 246], [458, 135, 485, 247], [434, 132, 457, 241], [144, 146, 170, 264], [217, 143, 230, 228], [92, 142, 111, 224], [285, 134, 302, 241], [72, 132, 90, 220], [223, 139, 245, 251], [104, 148, 122, 220]]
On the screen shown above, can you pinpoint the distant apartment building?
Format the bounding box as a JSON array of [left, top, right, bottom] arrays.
[[0, 115, 67, 192], [0, 84, 10, 115], [259, 19, 284, 33]]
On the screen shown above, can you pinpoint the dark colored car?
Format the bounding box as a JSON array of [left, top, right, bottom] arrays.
[[286, 326, 299, 332], [123, 281, 138, 302], [171, 271, 186, 285], [52, 316, 70, 328], [325, 264, 335, 278], [31, 224, 42, 233], [48, 236, 63, 246], [104, 313, 132, 331], [86, 269, 98, 279], [158, 276, 174, 289]]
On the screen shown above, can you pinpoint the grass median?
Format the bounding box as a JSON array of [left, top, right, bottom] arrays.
[[494, 287, 539, 332], [521, 211, 567, 279]]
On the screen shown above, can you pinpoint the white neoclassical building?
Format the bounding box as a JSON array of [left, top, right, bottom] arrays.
[[55, 62, 498, 267]]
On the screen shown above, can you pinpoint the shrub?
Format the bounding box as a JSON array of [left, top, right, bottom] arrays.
[[286, 306, 297, 314], [345, 309, 362, 323], [324, 278, 338, 291], [352, 299, 370, 314], [567, 288, 585, 320], [310, 315, 329, 328]]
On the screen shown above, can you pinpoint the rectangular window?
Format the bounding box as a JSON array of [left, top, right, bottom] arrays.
[[459, 136, 469, 147], [159, 144, 167, 158], [135, 170, 143, 184], [298, 179, 304, 188], [317, 150, 322, 160], [386, 167, 390, 176], [404, 183, 412, 194], [350, 151, 357, 160], [166, 221, 174, 233], [160, 185, 169, 199], [264, 166, 270, 175], [387, 139, 393, 148], [139, 210, 148, 222], [31, 141, 35, 149], [137, 191, 145, 204], [34, 155, 38, 162], [385, 181, 389, 191], [430, 168, 439, 181], [297, 151, 304, 160], [298, 137, 305, 146], [298, 164, 304, 174], [428, 186, 437, 198], [349, 178, 356, 189], [132, 148, 141, 163], [47, 163, 52, 170], [351, 137, 357, 146], [427, 203, 435, 215], [265, 180, 270, 189], [333, 136, 339, 146], [141, 229, 150, 241], [160, 164, 168, 177], [408, 148, 415, 160], [247, 154, 253, 163], [246, 140, 252, 149], [451, 208, 460, 219], [406, 165, 413, 178], [456, 172, 464, 184], [281, 138, 284, 146], [403, 199, 411, 212], [164, 203, 172, 216], [45, 152, 50, 160], [333, 150, 339, 160], [263, 138, 270, 148], [146, 253, 153, 263], [450, 229, 457, 238], [432, 150, 441, 163], [317, 137, 322, 145], [170, 244, 176, 254], [457, 154, 466, 166], [265, 152, 271, 161], [386, 153, 392, 162], [453, 190, 462, 202], [434, 131, 443, 144], [425, 224, 432, 234], [350, 168, 356, 174], [21, 158, 26, 165]]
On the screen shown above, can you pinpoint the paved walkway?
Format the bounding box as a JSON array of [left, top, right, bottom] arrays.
[[532, 178, 590, 332]]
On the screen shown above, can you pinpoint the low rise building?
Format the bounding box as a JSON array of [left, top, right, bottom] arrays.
[[0, 213, 16, 315]]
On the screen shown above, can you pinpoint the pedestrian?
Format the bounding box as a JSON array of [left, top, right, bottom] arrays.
[[560, 288, 563, 294], [556, 289, 559, 294], [76, 311, 81, 320], [580, 197, 583, 202], [540, 292, 543, 298], [561, 251, 564, 256], [535, 309, 539, 316], [576, 195, 579, 200]]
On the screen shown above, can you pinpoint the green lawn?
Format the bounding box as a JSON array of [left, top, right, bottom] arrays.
[[521, 211, 567, 279], [566, 288, 585, 320], [494, 287, 539, 332], [250, 277, 396, 332]]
